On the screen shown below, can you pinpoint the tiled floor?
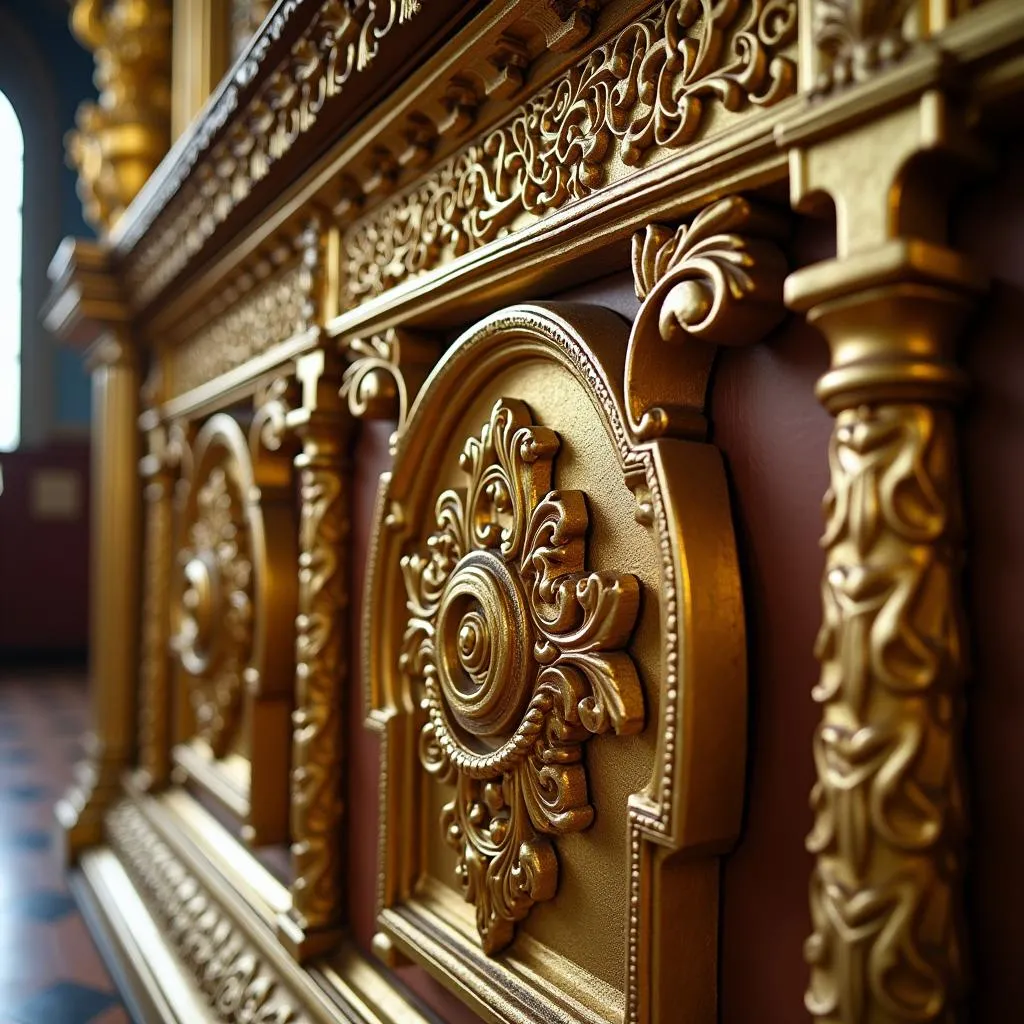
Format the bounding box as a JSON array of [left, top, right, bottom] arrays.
[[0, 673, 128, 1024]]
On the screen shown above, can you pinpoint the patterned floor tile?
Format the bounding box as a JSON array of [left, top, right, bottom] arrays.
[[8, 982, 118, 1024], [7, 892, 77, 924]]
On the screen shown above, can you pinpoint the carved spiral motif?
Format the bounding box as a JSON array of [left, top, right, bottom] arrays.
[[174, 461, 253, 758], [400, 399, 644, 953]]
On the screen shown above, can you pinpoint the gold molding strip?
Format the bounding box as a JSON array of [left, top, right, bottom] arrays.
[[108, 800, 322, 1024], [104, 796, 430, 1024]]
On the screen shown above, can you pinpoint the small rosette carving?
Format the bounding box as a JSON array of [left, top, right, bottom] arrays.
[[400, 398, 643, 953]]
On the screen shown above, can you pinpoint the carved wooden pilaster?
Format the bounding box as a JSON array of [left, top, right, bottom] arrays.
[[279, 349, 352, 961], [781, 68, 987, 1020], [135, 415, 178, 791]]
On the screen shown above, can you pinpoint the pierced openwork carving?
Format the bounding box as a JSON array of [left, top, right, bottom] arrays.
[[402, 399, 643, 953], [343, 0, 797, 303]]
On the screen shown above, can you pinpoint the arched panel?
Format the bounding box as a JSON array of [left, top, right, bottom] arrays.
[[365, 304, 747, 1023]]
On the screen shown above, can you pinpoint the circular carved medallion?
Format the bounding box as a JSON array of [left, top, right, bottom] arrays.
[[173, 417, 255, 758]]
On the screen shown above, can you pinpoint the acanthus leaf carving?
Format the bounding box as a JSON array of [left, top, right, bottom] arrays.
[[400, 398, 643, 954]]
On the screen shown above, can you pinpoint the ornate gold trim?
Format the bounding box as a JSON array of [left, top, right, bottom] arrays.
[[342, 0, 797, 305], [107, 801, 318, 1024]]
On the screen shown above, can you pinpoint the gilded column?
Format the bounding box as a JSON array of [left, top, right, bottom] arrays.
[[56, 331, 141, 859], [135, 415, 177, 791], [780, 7, 987, 1012], [278, 349, 352, 961]]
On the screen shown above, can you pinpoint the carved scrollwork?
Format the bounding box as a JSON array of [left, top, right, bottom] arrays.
[[400, 398, 643, 953], [341, 328, 438, 438], [812, 0, 915, 94], [367, 304, 747, 1020], [343, 0, 797, 304], [627, 196, 788, 440]]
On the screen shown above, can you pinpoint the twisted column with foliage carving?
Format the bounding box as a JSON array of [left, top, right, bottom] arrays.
[[279, 350, 352, 961]]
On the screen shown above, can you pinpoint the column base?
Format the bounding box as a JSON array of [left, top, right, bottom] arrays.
[[55, 747, 127, 865]]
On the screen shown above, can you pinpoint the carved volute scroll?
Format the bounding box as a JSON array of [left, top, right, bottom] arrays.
[[366, 304, 748, 1022], [626, 196, 789, 441]]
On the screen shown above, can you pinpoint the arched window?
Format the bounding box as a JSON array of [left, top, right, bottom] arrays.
[[0, 89, 23, 452]]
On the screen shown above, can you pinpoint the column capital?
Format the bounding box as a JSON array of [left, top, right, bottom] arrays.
[[42, 237, 132, 351]]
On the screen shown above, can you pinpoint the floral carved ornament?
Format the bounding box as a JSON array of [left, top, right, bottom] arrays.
[[399, 398, 645, 954]]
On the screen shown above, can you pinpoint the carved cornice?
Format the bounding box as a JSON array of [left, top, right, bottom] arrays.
[[166, 224, 321, 399], [342, 0, 798, 306], [121, 0, 625, 312], [114, 0, 315, 254], [120, 0, 446, 308], [107, 802, 316, 1023]]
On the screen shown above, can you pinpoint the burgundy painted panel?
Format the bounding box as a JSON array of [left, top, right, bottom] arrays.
[[0, 441, 90, 659]]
